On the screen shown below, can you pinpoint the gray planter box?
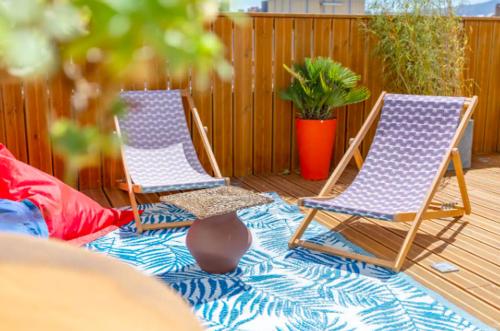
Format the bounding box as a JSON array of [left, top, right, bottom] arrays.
[[448, 119, 473, 171]]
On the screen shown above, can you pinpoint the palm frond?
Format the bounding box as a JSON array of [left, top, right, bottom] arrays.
[[280, 57, 370, 119]]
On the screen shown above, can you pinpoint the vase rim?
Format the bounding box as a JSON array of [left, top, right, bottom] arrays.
[[296, 118, 336, 122]]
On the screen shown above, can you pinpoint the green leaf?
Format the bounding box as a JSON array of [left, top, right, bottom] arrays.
[[3, 28, 55, 77], [43, 3, 87, 42]]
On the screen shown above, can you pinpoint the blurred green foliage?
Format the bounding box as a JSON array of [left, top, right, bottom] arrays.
[[0, 0, 232, 184]]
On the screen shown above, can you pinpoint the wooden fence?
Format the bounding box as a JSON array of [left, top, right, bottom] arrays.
[[0, 14, 498, 190]]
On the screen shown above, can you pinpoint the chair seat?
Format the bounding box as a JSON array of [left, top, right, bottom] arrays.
[[302, 94, 467, 221], [139, 177, 226, 194], [302, 195, 417, 221], [302, 167, 427, 221], [124, 144, 225, 193]]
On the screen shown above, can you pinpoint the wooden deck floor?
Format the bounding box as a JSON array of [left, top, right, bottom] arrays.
[[83, 154, 500, 328]]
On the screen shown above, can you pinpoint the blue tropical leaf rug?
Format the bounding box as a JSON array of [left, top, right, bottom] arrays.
[[86, 193, 493, 331]]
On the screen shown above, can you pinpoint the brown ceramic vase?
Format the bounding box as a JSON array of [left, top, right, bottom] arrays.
[[186, 212, 252, 274]]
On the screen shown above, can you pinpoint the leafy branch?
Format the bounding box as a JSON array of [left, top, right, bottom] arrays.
[[0, 0, 234, 185]]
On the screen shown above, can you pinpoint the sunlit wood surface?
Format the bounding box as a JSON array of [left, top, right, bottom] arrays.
[[84, 154, 500, 329], [0, 234, 203, 331]]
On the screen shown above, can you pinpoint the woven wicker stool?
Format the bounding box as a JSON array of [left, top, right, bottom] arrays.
[[161, 186, 272, 273]]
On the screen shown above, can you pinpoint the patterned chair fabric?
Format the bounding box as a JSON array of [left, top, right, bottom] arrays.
[[303, 94, 466, 221], [118, 90, 225, 193]]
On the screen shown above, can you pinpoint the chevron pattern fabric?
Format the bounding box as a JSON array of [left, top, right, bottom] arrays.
[[85, 194, 492, 331], [304, 94, 465, 221], [118, 90, 225, 193]]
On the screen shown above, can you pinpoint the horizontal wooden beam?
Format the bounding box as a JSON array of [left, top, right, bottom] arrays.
[[393, 207, 466, 222], [227, 13, 500, 22], [142, 221, 193, 230], [117, 181, 143, 193], [294, 239, 395, 269]]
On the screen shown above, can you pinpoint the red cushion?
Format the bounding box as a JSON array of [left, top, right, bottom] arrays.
[[0, 144, 135, 240]]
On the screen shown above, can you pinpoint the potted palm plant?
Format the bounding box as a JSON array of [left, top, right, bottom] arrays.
[[281, 57, 369, 180]]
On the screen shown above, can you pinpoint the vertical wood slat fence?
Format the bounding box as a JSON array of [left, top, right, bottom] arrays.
[[0, 14, 498, 190]]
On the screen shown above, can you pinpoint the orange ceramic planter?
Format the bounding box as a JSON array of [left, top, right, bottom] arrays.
[[296, 118, 337, 180]]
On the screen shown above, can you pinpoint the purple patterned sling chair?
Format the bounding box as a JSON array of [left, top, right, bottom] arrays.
[[290, 92, 478, 271], [115, 90, 228, 233]]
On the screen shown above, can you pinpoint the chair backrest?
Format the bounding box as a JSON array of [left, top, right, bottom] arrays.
[[117, 90, 205, 173], [357, 94, 466, 208]]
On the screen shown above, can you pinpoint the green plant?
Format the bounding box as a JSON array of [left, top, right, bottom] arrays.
[[364, 0, 471, 96], [281, 57, 370, 120], [0, 0, 233, 184]]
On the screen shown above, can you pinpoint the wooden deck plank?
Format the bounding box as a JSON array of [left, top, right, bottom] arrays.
[[136, 193, 161, 205], [103, 187, 130, 208]]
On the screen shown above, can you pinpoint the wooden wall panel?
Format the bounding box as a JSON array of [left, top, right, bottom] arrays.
[[494, 22, 500, 152], [313, 18, 331, 57], [471, 21, 495, 154], [331, 18, 352, 166], [24, 81, 53, 174], [145, 58, 168, 91], [0, 82, 28, 162], [49, 73, 73, 183], [191, 25, 215, 174], [77, 96, 102, 189], [254, 17, 274, 174], [0, 93, 5, 144], [172, 77, 192, 132], [233, 19, 254, 177], [192, 77, 214, 173], [101, 100, 124, 189], [345, 19, 366, 154], [273, 18, 293, 174], [213, 17, 234, 176], [0, 15, 498, 188], [102, 153, 123, 189], [362, 31, 384, 156], [292, 18, 313, 173], [483, 21, 500, 153]]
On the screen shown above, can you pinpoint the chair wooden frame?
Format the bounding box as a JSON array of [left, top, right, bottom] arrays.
[[115, 90, 229, 233], [289, 92, 478, 271]]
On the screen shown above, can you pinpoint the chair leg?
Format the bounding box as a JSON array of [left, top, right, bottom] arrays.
[[393, 216, 425, 271], [451, 149, 471, 214], [288, 209, 318, 249], [290, 208, 424, 271], [296, 239, 396, 269], [127, 189, 143, 234]]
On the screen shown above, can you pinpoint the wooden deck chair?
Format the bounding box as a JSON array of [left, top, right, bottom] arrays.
[[289, 92, 478, 271], [115, 89, 229, 233]]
